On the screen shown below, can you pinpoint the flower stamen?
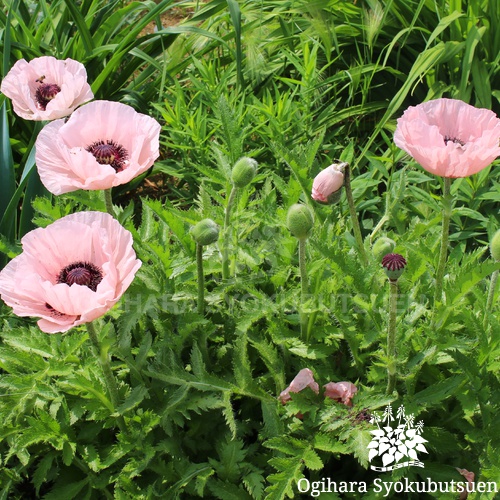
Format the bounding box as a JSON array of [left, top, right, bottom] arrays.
[[86, 140, 128, 172], [35, 80, 61, 110], [57, 261, 103, 292], [444, 135, 465, 146]]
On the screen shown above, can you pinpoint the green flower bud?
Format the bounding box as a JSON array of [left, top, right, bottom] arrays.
[[491, 229, 500, 261], [372, 237, 396, 261], [231, 157, 258, 188], [287, 204, 314, 240], [191, 219, 220, 246]]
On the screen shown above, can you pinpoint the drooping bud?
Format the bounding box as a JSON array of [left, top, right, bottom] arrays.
[[191, 219, 220, 246], [311, 162, 346, 204], [231, 157, 258, 188], [372, 237, 396, 261], [381, 253, 407, 282], [491, 229, 500, 261], [287, 204, 314, 240]]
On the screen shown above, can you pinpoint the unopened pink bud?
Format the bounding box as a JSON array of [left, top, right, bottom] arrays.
[[311, 162, 346, 204]]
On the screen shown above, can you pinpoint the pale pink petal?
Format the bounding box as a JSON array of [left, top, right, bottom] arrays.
[[35, 100, 161, 194], [311, 164, 345, 202], [324, 381, 358, 407], [0, 212, 141, 333], [36, 120, 117, 194], [279, 368, 319, 403], [394, 98, 500, 178], [1, 56, 93, 121]]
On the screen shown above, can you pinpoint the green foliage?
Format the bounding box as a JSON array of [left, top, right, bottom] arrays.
[[1, 0, 500, 498]]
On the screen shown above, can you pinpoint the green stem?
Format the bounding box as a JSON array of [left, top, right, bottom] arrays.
[[86, 322, 126, 432], [299, 238, 310, 341], [369, 214, 389, 245], [484, 269, 499, 326], [222, 186, 238, 280], [386, 280, 398, 395], [104, 189, 115, 217], [434, 177, 453, 306], [344, 165, 368, 265], [196, 243, 205, 315]]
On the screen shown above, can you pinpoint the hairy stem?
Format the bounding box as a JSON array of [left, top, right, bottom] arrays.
[[434, 177, 452, 306], [299, 238, 310, 341], [222, 186, 238, 280], [86, 322, 126, 432], [196, 243, 205, 315], [344, 165, 368, 265], [369, 215, 389, 244], [386, 280, 399, 395], [104, 189, 115, 217], [485, 269, 499, 326]]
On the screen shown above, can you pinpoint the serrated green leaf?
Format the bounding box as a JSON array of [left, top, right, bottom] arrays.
[[302, 449, 323, 470], [313, 433, 349, 454], [413, 375, 466, 405], [42, 479, 89, 500], [222, 392, 237, 439], [62, 441, 75, 466], [117, 386, 149, 415], [33, 452, 55, 494]]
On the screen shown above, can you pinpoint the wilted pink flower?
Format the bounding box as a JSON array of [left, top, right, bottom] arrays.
[[324, 381, 357, 407], [0, 56, 93, 121], [456, 468, 475, 500], [311, 162, 345, 203], [0, 212, 141, 333], [394, 98, 500, 178], [35, 100, 161, 194], [279, 368, 319, 403]]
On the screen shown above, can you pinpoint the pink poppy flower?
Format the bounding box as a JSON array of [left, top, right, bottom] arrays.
[[311, 162, 345, 203], [0, 212, 141, 333], [0, 56, 93, 121], [279, 368, 319, 403], [35, 100, 161, 194], [324, 381, 357, 407], [394, 98, 500, 178]]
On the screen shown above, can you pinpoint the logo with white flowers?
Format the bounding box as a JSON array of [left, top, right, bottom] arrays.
[[368, 405, 428, 472]]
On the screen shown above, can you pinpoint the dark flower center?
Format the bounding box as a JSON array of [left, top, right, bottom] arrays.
[[57, 261, 103, 292], [86, 140, 128, 172], [35, 81, 61, 110], [444, 135, 465, 146]]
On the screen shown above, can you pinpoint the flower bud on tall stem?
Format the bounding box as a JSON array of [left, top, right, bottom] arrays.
[[381, 253, 407, 394], [222, 158, 258, 280], [191, 219, 219, 315], [287, 204, 314, 341]]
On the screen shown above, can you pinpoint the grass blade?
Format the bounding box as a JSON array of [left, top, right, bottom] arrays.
[[0, 101, 16, 243]]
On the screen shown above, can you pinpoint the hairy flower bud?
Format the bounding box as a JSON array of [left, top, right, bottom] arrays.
[[372, 237, 396, 261], [231, 157, 258, 188], [191, 219, 220, 246], [381, 253, 407, 281], [491, 229, 500, 261], [287, 204, 314, 240]]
